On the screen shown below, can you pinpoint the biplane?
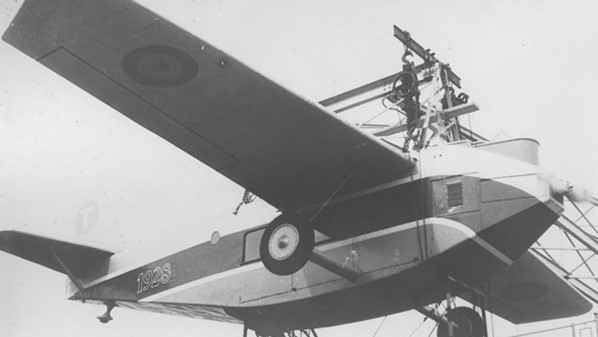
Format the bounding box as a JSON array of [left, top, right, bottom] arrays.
[[1, 1, 594, 337]]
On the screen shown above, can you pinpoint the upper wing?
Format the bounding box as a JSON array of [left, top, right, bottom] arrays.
[[460, 251, 592, 324], [3, 0, 414, 213]]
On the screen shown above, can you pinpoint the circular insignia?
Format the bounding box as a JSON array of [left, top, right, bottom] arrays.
[[122, 45, 198, 87]]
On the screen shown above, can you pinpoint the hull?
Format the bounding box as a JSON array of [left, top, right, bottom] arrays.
[[69, 141, 563, 333]]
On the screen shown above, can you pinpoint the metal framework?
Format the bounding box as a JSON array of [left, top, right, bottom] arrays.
[[505, 315, 598, 337], [533, 199, 598, 304], [317, 25, 598, 336]]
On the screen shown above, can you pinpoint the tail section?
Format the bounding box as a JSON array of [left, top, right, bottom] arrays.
[[0, 230, 115, 289]]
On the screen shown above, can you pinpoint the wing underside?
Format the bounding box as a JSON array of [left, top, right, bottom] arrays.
[[460, 251, 592, 324], [3, 0, 414, 214]]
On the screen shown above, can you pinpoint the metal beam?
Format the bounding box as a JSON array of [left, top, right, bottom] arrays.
[[373, 102, 479, 137], [531, 246, 592, 251], [309, 250, 361, 283], [319, 72, 398, 109], [567, 276, 598, 280], [318, 63, 431, 113], [393, 25, 461, 88], [555, 216, 598, 256]]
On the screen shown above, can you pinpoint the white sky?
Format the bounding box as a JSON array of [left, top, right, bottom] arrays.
[[1, 0, 598, 336]]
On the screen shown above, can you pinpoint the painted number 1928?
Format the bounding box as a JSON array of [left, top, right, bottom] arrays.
[[136, 263, 172, 294]]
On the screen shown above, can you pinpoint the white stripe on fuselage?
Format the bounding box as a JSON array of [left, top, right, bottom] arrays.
[[78, 144, 533, 294], [140, 217, 512, 303]]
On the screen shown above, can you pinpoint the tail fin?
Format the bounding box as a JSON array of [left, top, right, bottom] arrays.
[[0, 230, 115, 289]]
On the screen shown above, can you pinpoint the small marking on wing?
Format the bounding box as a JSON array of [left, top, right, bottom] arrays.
[[122, 45, 198, 87]]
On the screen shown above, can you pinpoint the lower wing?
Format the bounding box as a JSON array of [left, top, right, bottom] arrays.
[[461, 251, 592, 324]]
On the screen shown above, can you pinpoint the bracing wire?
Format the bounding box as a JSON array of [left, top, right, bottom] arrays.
[[371, 316, 387, 337], [358, 98, 404, 127], [408, 316, 430, 337], [426, 322, 440, 337], [308, 169, 356, 223]]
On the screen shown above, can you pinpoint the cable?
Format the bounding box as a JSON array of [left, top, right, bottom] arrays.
[[371, 316, 387, 337], [308, 169, 356, 223], [358, 98, 404, 127], [426, 322, 440, 337], [408, 316, 431, 337]]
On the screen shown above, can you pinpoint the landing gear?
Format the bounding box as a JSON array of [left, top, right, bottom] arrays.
[[437, 307, 485, 337], [245, 323, 319, 337], [260, 214, 314, 275], [97, 301, 116, 324]]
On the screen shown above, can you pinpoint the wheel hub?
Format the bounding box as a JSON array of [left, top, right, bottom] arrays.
[[269, 224, 299, 261]]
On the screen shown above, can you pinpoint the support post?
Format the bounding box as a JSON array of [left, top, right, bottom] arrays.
[[309, 250, 361, 283], [447, 292, 455, 337]]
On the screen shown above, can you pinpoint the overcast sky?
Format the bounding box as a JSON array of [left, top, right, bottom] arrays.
[[2, 0, 598, 336]]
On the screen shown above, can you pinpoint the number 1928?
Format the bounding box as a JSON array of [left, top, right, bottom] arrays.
[[136, 263, 172, 294]]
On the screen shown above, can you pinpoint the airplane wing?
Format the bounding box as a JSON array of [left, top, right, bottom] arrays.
[[0, 230, 114, 276], [3, 0, 414, 214], [460, 251, 592, 324]]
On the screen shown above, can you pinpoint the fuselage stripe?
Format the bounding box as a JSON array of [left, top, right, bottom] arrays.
[[139, 217, 512, 303]]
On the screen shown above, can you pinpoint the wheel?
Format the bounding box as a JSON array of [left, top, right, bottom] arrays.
[[392, 71, 418, 98], [260, 214, 314, 275], [437, 307, 486, 337]]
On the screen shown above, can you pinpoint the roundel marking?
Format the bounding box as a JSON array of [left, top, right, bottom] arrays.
[[122, 45, 198, 87]]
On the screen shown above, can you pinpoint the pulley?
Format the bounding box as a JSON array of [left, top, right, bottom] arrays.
[[392, 71, 419, 98]]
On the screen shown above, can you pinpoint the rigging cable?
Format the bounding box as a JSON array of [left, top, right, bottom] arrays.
[[359, 98, 404, 127], [408, 315, 431, 337], [426, 322, 440, 337], [370, 316, 387, 337], [309, 169, 356, 223]]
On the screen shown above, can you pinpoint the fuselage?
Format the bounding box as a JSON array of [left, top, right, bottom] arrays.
[[69, 138, 562, 334]]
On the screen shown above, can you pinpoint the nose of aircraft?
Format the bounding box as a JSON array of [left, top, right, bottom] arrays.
[[545, 174, 598, 206]]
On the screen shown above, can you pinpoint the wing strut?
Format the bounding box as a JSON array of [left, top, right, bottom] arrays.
[[309, 250, 361, 283]]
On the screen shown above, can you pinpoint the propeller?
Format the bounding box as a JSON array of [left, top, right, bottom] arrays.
[[546, 174, 598, 206]]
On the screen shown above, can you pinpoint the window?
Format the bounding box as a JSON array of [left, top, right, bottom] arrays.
[[447, 182, 463, 208], [243, 228, 265, 263]]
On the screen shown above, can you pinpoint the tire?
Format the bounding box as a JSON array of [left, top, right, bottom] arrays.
[[260, 214, 314, 275], [437, 307, 486, 337]]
